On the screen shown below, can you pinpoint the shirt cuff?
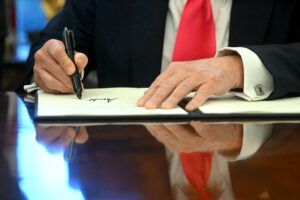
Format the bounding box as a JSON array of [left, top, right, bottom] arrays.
[[217, 47, 274, 101], [24, 82, 40, 93], [235, 123, 272, 160]]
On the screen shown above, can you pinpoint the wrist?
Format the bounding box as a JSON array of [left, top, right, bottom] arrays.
[[224, 55, 244, 89]]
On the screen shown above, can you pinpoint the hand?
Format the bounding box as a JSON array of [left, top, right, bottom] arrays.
[[35, 125, 89, 153], [33, 39, 88, 94], [145, 121, 243, 155], [138, 55, 243, 111]]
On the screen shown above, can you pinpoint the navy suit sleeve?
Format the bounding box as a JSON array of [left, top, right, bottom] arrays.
[[247, 43, 300, 99], [230, 0, 300, 100], [18, 0, 96, 90]]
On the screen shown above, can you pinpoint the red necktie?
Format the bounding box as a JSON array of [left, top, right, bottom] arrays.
[[172, 0, 216, 61], [180, 152, 213, 200], [175, 2, 215, 197]]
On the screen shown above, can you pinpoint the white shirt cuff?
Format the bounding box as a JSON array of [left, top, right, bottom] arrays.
[[236, 123, 272, 160], [217, 47, 274, 101], [24, 82, 40, 93]]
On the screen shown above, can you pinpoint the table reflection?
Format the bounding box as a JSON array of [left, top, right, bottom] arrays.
[[33, 122, 300, 200], [1, 92, 300, 200]]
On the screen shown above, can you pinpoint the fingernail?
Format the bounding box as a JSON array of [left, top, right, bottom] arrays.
[[161, 102, 173, 109], [145, 101, 155, 109], [185, 104, 195, 111], [137, 98, 145, 106]]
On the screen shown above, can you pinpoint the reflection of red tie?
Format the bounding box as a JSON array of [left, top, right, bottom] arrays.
[[180, 152, 213, 200], [174, 2, 215, 195], [172, 0, 216, 62]]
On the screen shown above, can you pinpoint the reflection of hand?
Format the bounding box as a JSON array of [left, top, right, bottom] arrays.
[[35, 126, 88, 153], [145, 121, 243, 155], [137, 55, 243, 111]]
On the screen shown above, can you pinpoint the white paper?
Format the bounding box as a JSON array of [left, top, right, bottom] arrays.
[[36, 87, 300, 119], [199, 93, 300, 114], [36, 87, 188, 117]]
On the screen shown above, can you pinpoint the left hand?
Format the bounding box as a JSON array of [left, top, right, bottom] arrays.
[[138, 55, 243, 111], [145, 121, 243, 154]]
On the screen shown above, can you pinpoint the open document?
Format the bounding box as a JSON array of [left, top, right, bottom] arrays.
[[35, 87, 300, 120]]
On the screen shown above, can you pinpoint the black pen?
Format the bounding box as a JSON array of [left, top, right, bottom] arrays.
[[63, 27, 82, 99]]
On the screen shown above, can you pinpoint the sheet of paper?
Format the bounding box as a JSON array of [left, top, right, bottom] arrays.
[[199, 93, 300, 114], [36, 87, 300, 119], [36, 88, 188, 118]]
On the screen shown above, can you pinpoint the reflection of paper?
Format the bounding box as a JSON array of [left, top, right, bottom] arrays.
[[199, 93, 300, 114], [36, 88, 188, 118]]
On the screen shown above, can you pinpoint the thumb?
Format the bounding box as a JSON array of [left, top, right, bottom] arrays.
[[74, 52, 88, 73]]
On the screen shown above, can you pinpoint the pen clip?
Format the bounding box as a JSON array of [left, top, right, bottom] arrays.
[[63, 27, 76, 50]]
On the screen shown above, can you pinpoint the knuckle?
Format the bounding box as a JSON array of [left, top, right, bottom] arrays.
[[51, 44, 63, 58], [34, 49, 45, 62], [33, 65, 40, 74], [61, 57, 72, 68], [199, 87, 213, 96], [169, 62, 179, 69], [160, 81, 176, 90], [178, 81, 192, 90]]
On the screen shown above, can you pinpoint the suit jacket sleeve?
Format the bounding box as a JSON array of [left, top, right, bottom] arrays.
[[247, 43, 300, 99], [229, 0, 300, 100], [17, 0, 97, 90]]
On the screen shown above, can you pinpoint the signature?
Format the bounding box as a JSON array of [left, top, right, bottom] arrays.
[[88, 98, 118, 103]]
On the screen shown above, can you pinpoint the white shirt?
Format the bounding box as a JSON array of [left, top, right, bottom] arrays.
[[25, 0, 274, 100], [166, 123, 272, 200], [162, 0, 274, 101]]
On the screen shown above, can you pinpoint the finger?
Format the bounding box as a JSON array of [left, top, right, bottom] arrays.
[[137, 86, 159, 107], [36, 126, 67, 144], [54, 126, 77, 147], [145, 124, 178, 144], [137, 74, 169, 107], [161, 77, 200, 109], [145, 124, 186, 153], [75, 127, 89, 144], [35, 43, 73, 90], [164, 124, 201, 143], [142, 73, 187, 109], [149, 62, 180, 86], [145, 124, 170, 139], [74, 52, 88, 73], [34, 67, 73, 94], [46, 40, 76, 75], [185, 83, 215, 111], [189, 121, 211, 138], [137, 63, 178, 107]]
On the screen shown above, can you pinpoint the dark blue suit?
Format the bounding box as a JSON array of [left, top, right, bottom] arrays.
[[0, 0, 7, 88], [21, 0, 300, 99]]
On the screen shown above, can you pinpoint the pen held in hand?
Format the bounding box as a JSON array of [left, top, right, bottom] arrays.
[[63, 27, 82, 99]]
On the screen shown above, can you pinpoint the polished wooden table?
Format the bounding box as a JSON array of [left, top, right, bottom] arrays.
[[1, 92, 300, 200]]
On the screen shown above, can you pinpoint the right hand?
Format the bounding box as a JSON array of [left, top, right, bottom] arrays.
[[35, 125, 89, 153], [33, 39, 88, 94]]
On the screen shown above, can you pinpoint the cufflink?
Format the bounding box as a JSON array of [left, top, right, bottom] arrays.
[[254, 84, 264, 96]]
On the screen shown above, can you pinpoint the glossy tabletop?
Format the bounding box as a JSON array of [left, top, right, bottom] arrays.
[[0, 92, 300, 200]]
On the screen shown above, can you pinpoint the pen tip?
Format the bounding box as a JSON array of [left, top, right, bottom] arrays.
[[77, 93, 82, 99]]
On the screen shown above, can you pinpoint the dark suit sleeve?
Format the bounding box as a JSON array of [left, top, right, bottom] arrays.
[[229, 0, 300, 100], [247, 43, 300, 99], [17, 0, 96, 90]]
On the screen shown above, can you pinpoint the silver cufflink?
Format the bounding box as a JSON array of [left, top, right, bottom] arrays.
[[254, 84, 264, 96]]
